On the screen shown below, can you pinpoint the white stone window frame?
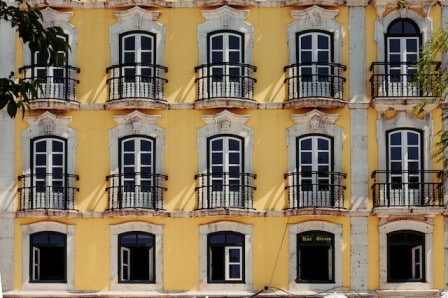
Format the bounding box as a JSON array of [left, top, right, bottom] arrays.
[[376, 111, 433, 183], [199, 221, 253, 292], [197, 5, 253, 66], [379, 219, 433, 290], [109, 110, 165, 177], [374, 9, 432, 63], [109, 7, 165, 67], [288, 221, 343, 293], [287, 6, 343, 66], [22, 221, 75, 290], [287, 110, 343, 174], [22, 7, 77, 67], [197, 110, 254, 176], [21, 112, 77, 178], [110, 221, 163, 291]]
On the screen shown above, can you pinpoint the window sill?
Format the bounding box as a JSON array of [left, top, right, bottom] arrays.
[[373, 206, 444, 217], [283, 97, 346, 109], [105, 99, 168, 110], [371, 97, 439, 112], [377, 289, 440, 297], [28, 99, 80, 110], [194, 98, 258, 109]]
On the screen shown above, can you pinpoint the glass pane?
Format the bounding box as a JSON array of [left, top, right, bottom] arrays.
[[212, 153, 223, 164], [211, 52, 223, 63], [390, 147, 402, 161], [229, 52, 240, 63], [211, 139, 223, 150], [300, 138, 312, 150], [300, 35, 312, 50], [141, 153, 152, 165], [211, 35, 223, 50], [318, 138, 329, 150], [318, 152, 329, 164], [229, 153, 240, 164], [124, 53, 135, 64], [52, 140, 63, 152], [408, 147, 419, 160], [124, 36, 135, 50], [141, 140, 152, 151], [141, 52, 153, 64], [229, 35, 240, 50], [141, 36, 153, 50], [318, 52, 329, 63], [300, 52, 312, 63], [35, 141, 47, 153], [35, 155, 46, 166], [226, 138, 238, 151], [123, 140, 135, 151], [389, 40, 401, 53], [407, 132, 419, 145], [390, 133, 401, 145], [53, 154, 63, 166], [301, 152, 312, 164], [318, 35, 329, 49]]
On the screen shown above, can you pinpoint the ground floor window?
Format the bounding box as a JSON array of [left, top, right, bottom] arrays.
[[119, 231, 155, 283], [208, 231, 244, 283], [30, 231, 66, 283], [387, 230, 425, 282], [296, 230, 334, 283]]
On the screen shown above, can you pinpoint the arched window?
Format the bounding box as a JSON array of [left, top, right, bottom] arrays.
[[386, 129, 422, 206], [385, 19, 421, 96], [118, 136, 156, 209]]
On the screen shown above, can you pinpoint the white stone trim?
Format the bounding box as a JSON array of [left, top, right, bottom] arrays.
[[379, 219, 433, 290], [21, 221, 75, 290], [197, 5, 253, 65], [23, 8, 77, 66], [287, 110, 343, 173], [287, 6, 343, 65], [109, 110, 165, 176], [198, 110, 253, 175], [21, 112, 77, 176], [109, 7, 165, 66], [374, 9, 432, 63], [350, 216, 368, 290], [288, 221, 343, 292], [199, 221, 253, 291], [110, 221, 163, 291]]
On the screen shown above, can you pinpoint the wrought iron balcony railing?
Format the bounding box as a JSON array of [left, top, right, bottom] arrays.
[[369, 62, 440, 98], [19, 65, 80, 102], [106, 173, 168, 210], [284, 171, 346, 209], [371, 170, 444, 207], [195, 172, 256, 209], [18, 173, 79, 211], [284, 62, 346, 100], [106, 63, 168, 101], [195, 62, 257, 101]]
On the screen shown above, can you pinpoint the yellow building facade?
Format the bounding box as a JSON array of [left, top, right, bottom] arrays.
[[0, 0, 447, 297]]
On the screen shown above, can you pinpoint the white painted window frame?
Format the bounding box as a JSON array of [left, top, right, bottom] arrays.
[[110, 221, 163, 291], [288, 221, 343, 293], [379, 219, 433, 290], [22, 221, 75, 290], [199, 221, 253, 292]]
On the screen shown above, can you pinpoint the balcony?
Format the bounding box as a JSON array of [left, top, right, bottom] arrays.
[[106, 173, 168, 210], [106, 63, 168, 109], [195, 172, 256, 209], [370, 62, 440, 109], [284, 171, 346, 209], [283, 62, 346, 109], [194, 62, 257, 108], [19, 65, 80, 108], [371, 170, 444, 208], [18, 173, 79, 211]]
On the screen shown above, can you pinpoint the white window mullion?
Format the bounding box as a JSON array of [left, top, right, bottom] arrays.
[[412, 245, 423, 280], [32, 246, 41, 281], [121, 246, 131, 281], [225, 246, 242, 281]]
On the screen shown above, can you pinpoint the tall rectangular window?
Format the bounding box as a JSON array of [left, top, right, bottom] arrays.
[[32, 137, 66, 209], [208, 136, 243, 208], [119, 136, 155, 208], [208, 31, 243, 98]]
